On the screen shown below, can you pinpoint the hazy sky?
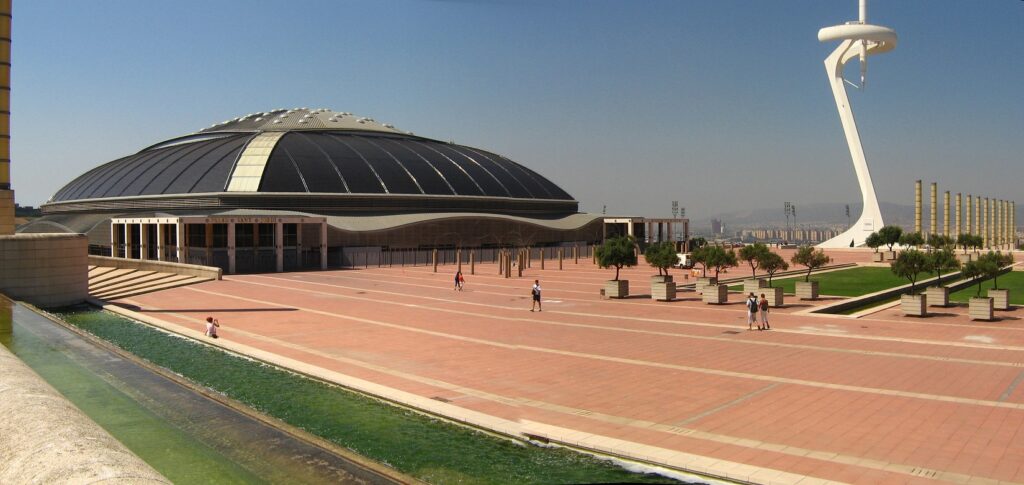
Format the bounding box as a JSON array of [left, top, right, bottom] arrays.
[[10, 1, 1023, 221]]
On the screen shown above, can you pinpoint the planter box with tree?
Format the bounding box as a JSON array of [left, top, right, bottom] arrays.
[[791, 246, 831, 301], [925, 247, 959, 307], [969, 297, 994, 321], [702, 283, 728, 305], [644, 242, 678, 299], [866, 232, 884, 262], [758, 251, 788, 307], [892, 248, 929, 317], [596, 235, 637, 299], [738, 243, 769, 293], [878, 225, 903, 260]]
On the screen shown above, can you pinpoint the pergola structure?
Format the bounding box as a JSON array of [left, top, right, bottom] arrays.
[[602, 217, 689, 248], [110, 215, 327, 274]]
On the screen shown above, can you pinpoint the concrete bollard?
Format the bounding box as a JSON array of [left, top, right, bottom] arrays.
[[432, 249, 438, 272], [559, 248, 563, 270], [470, 250, 475, 275]]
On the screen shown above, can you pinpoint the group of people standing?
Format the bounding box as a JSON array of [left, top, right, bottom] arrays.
[[745, 292, 770, 331]]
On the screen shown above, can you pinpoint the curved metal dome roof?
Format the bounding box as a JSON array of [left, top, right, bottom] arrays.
[[50, 109, 573, 203]]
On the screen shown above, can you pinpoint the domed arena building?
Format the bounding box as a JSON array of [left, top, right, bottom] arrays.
[[24, 108, 610, 273]]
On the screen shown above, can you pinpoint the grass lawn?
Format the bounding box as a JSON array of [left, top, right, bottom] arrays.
[[950, 271, 1024, 305], [730, 266, 910, 297]]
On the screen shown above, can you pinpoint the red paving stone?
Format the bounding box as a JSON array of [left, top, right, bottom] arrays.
[[112, 252, 1024, 484]]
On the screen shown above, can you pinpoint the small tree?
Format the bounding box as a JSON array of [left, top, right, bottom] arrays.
[[790, 246, 832, 282], [865, 232, 883, 253], [891, 248, 929, 295], [978, 251, 1015, 290], [704, 245, 738, 280], [738, 243, 770, 277], [928, 234, 954, 250], [970, 235, 985, 253], [927, 247, 959, 287], [687, 237, 707, 251], [644, 241, 678, 276], [690, 245, 710, 277], [878, 225, 903, 251], [956, 233, 972, 254], [899, 231, 925, 249], [596, 235, 637, 281], [962, 258, 999, 297], [758, 252, 789, 287]]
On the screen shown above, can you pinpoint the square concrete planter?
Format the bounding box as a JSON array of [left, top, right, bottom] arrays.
[[651, 281, 676, 301], [696, 276, 717, 295], [925, 286, 950, 307], [901, 294, 927, 317], [702, 284, 728, 305], [872, 252, 883, 262], [766, 286, 784, 307], [988, 288, 1010, 310], [650, 274, 673, 284], [795, 281, 819, 300], [743, 278, 767, 296], [883, 250, 896, 260], [604, 280, 629, 299], [957, 253, 974, 264], [969, 297, 994, 321]]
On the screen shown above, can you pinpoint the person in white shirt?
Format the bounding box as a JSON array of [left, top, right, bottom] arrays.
[[205, 316, 220, 338], [530, 280, 542, 312]]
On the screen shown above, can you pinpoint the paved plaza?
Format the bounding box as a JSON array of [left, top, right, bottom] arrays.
[[107, 250, 1024, 484]]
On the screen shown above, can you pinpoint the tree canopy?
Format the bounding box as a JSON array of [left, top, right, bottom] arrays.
[[644, 241, 679, 276], [790, 246, 831, 282], [962, 257, 1000, 297], [898, 231, 925, 248], [738, 243, 770, 277], [865, 232, 883, 252], [595, 235, 637, 281], [704, 245, 738, 280], [927, 247, 959, 287], [878, 225, 903, 251], [757, 252, 789, 288], [891, 248, 929, 295]]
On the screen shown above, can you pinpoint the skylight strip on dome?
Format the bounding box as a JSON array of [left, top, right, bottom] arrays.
[[226, 131, 286, 192]]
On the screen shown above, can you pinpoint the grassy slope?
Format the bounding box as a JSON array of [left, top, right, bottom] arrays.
[[950, 271, 1024, 305], [731, 266, 909, 297]]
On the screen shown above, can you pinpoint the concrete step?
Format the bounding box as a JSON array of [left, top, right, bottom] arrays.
[[92, 273, 192, 299], [98, 276, 212, 301], [88, 268, 143, 287], [90, 272, 179, 294], [90, 270, 158, 292]]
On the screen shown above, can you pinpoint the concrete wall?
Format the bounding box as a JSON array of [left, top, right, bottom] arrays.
[[0, 234, 88, 307], [88, 255, 222, 280], [0, 343, 168, 483]]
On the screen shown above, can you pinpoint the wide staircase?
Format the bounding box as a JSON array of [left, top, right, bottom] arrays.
[[87, 257, 221, 301]]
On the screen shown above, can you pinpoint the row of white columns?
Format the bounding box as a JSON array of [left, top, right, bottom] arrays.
[[111, 220, 328, 273]]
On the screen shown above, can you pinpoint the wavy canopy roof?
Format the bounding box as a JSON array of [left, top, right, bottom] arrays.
[[50, 109, 573, 203]]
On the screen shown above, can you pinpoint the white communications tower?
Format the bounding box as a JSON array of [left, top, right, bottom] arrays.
[[816, 0, 897, 248]]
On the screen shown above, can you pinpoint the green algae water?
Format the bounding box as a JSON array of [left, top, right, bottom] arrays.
[[1, 300, 403, 485], [54, 306, 688, 485]]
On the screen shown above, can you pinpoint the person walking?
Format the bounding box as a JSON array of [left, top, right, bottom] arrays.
[[531, 279, 542, 312], [746, 292, 758, 330], [454, 270, 462, 291], [458, 271, 465, 291], [759, 293, 770, 330], [205, 316, 220, 338]]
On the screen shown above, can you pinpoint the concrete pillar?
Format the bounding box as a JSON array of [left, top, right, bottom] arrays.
[[456, 249, 462, 272], [0, 0, 14, 236], [966, 194, 973, 235], [124, 223, 132, 259], [1013, 201, 1017, 248], [227, 222, 236, 274], [276, 221, 284, 272], [943, 191, 950, 237], [540, 249, 545, 270], [176, 222, 186, 263], [984, 198, 990, 248], [914, 180, 922, 234], [139, 223, 149, 260], [156, 223, 165, 261], [469, 250, 475, 275], [110, 223, 118, 258], [997, 200, 1003, 248], [432, 248, 438, 272], [205, 223, 213, 263], [975, 197, 980, 238], [320, 222, 327, 270], [558, 248, 563, 270], [929, 182, 937, 236], [955, 193, 962, 238], [574, 244, 579, 264]]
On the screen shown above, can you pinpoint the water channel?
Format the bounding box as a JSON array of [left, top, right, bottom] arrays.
[[0, 299, 403, 485]]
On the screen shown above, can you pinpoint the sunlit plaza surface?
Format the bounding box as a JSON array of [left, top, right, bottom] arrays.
[[104, 248, 1024, 484]]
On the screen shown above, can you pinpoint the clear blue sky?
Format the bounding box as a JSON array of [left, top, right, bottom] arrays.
[[10, 1, 1023, 221]]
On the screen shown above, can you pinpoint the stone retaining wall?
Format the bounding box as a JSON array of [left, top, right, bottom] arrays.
[[0, 234, 88, 307], [0, 343, 168, 483], [89, 255, 222, 280]]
